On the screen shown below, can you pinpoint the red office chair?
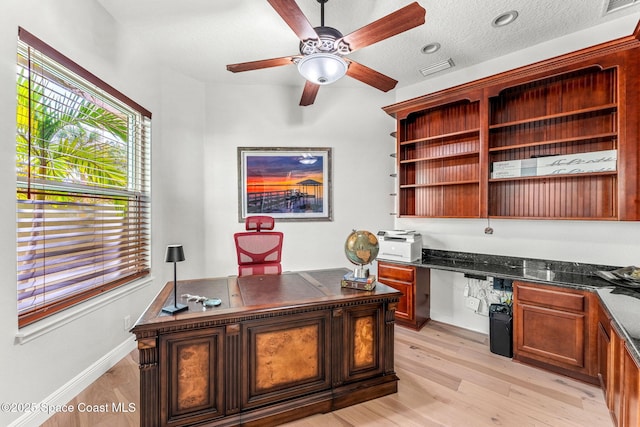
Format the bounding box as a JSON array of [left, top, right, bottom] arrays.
[[234, 216, 283, 276]]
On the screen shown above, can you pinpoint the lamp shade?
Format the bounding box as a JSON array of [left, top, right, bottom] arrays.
[[297, 53, 348, 85], [165, 245, 185, 263]]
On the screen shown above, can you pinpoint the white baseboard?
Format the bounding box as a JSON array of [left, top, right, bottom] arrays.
[[8, 336, 137, 427]]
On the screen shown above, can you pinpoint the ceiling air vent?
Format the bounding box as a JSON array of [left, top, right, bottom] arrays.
[[419, 58, 455, 77], [605, 0, 640, 14]]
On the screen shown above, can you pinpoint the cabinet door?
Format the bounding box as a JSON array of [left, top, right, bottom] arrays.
[[622, 343, 640, 427], [341, 304, 384, 383], [242, 311, 332, 410], [379, 278, 413, 321], [513, 282, 596, 383], [609, 327, 624, 425], [515, 302, 586, 368], [597, 301, 611, 395], [159, 328, 225, 426], [597, 321, 611, 394], [377, 261, 430, 330]]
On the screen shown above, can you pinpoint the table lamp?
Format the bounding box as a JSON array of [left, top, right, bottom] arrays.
[[162, 244, 188, 314]]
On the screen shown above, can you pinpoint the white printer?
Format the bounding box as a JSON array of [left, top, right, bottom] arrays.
[[376, 230, 422, 263]]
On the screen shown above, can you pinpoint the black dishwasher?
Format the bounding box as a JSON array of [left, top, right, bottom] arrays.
[[489, 303, 513, 358]]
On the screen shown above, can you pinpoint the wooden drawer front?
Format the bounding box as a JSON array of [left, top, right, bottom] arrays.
[[378, 262, 414, 283], [516, 283, 585, 312]]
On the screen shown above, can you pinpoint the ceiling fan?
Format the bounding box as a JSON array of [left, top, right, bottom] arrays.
[[226, 0, 426, 106]]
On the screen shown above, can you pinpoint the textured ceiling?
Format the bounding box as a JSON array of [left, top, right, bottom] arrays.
[[96, 0, 640, 91]]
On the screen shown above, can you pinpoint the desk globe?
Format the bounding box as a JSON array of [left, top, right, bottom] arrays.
[[344, 229, 379, 279]]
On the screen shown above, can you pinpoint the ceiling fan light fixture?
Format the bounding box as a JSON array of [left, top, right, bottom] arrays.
[[297, 53, 348, 85]]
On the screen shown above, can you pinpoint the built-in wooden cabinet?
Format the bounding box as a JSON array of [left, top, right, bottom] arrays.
[[487, 67, 619, 219], [398, 99, 482, 218], [598, 299, 640, 427], [608, 322, 640, 427], [512, 281, 598, 384], [377, 261, 430, 330], [514, 283, 640, 423], [384, 22, 640, 220]]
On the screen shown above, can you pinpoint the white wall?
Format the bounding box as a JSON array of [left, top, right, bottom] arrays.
[[0, 1, 205, 425], [155, 68, 207, 280], [393, 12, 640, 334], [203, 82, 396, 277]]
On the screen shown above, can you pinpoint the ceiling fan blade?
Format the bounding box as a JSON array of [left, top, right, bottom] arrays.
[[345, 60, 398, 92], [226, 56, 297, 73], [299, 81, 320, 106], [267, 0, 319, 42], [337, 2, 426, 53]]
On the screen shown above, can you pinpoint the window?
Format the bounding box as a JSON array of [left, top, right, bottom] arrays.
[[16, 28, 151, 328]]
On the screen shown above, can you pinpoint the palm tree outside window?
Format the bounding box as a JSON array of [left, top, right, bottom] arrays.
[[15, 28, 151, 327]]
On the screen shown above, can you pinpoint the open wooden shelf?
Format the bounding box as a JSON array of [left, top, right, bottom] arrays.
[[385, 27, 640, 220], [400, 128, 481, 146], [488, 174, 617, 219], [401, 179, 480, 188], [396, 99, 481, 218], [488, 104, 617, 130], [400, 150, 480, 163], [488, 132, 618, 153], [487, 66, 619, 219], [399, 183, 481, 218]]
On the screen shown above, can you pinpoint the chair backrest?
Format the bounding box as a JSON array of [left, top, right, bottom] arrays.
[[244, 215, 275, 232], [234, 216, 283, 276]]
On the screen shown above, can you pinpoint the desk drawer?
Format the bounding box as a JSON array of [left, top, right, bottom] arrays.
[[516, 282, 585, 312], [378, 262, 414, 283]]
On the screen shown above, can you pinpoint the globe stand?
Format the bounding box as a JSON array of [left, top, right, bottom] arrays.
[[353, 265, 369, 279]]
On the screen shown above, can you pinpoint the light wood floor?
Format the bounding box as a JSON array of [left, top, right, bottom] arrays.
[[42, 321, 613, 427]]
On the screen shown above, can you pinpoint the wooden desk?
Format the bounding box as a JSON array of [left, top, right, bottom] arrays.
[[131, 268, 402, 427]]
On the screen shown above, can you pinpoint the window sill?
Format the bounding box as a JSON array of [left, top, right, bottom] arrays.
[[15, 276, 154, 345]]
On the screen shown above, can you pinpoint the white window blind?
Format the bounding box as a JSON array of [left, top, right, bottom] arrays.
[[16, 28, 151, 327]]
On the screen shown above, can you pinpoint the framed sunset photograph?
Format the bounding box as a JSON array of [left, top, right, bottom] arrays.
[[238, 147, 333, 222]]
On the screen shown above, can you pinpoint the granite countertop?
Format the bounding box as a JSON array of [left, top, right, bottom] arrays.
[[596, 287, 640, 364], [398, 249, 640, 365], [418, 249, 616, 290]]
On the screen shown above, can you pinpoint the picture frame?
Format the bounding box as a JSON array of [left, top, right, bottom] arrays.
[[238, 147, 333, 222]]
